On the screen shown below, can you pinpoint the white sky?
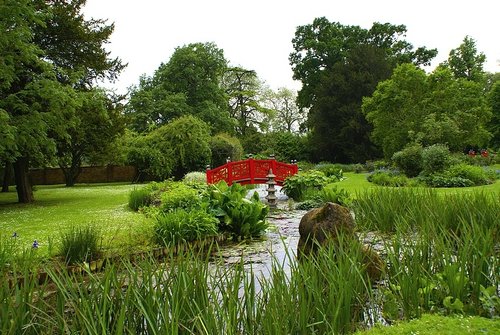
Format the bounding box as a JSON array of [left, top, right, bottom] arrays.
[[83, 0, 500, 94]]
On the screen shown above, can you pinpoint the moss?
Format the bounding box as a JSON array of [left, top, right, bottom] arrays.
[[354, 314, 500, 334]]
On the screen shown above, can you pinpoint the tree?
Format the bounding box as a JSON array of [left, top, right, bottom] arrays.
[[221, 67, 269, 136], [263, 87, 306, 133], [363, 64, 491, 158], [33, 0, 125, 187], [289, 18, 437, 162], [33, 0, 125, 88], [126, 42, 233, 134], [306, 45, 393, 162], [0, 0, 124, 202], [487, 81, 500, 148], [56, 89, 125, 186], [442, 36, 486, 82], [0, 0, 80, 202], [209, 133, 243, 167], [151, 115, 212, 179]]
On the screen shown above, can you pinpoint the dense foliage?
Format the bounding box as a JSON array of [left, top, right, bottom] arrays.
[[290, 18, 437, 163], [129, 179, 269, 242]]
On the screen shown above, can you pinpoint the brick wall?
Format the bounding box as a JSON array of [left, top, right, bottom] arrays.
[[27, 165, 138, 185]]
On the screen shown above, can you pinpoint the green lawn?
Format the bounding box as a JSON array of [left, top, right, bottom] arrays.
[[0, 183, 153, 257], [338, 172, 500, 196], [1, 172, 498, 258]]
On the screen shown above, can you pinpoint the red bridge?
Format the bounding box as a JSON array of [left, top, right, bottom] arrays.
[[206, 158, 299, 186]]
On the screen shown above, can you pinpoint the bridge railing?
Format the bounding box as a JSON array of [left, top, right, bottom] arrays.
[[206, 158, 298, 186]]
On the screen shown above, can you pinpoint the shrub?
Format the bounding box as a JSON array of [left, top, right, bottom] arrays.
[[128, 187, 152, 211], [421, 144, 452, 174], [444, 164, 493, 186], [367, 169, 410, 187], [282, 170, 342, 201], [391, 144, 423, 177], [159, 182, 201, 213], [183, 171, 207, 184], [314, 163, 344, 178], [297, 185, 352, 210], [59, 226, 101, 265], [209, 133, 243, 167], [422, 175, 474, 188], [154, 209, 218, 246], [365, 160, 390, 172], [206, 182, 269, 239]]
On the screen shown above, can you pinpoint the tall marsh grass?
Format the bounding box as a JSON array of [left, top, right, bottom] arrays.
[[1, 188, 498, 333], [0, 243, 375, 334]]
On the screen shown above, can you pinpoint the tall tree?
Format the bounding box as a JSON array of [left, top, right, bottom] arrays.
[[488, 80, 500, 148], [33, 0, 125, 187], [0, 0, 77, 202], [56, 89, 125, 186], [0, 0, 123, 202], [442, 36, 486, 82], [33, 0, 125, 88], [289, 18, 437, 162], [363, 64, 491, 158], [127, 42, 233, 134], [222, 67, 269, 136], [263, 87, 306, 133]]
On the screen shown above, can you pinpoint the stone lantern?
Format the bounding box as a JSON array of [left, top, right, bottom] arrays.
[[266, 168, 277, 208]]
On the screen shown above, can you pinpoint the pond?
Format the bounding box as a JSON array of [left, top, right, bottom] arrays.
[[211, 185, 304, 280]]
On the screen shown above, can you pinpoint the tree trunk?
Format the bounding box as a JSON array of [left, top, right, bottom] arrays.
[[62, 164, 81, 187], [1, 162, 12, 192], [14, 157, 34, 203], [60, 152, 82, 187]]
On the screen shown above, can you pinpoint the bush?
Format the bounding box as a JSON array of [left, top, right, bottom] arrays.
[[159, 182, 201, 213], [154, 209, 219, 246], [421, 175, 474, 188], [59, 226, 101, 265], [392, 144, 423, 177], [128, 187, 152, 211], [365, 160, 390, 172], [444, 163, 493, 186], [209, 133, 243, 167], [282, 170, 342, 201], [422, 144, 452, 174], [296, 185, 352, 210], [314, 163, 344, 178], [183, 171, 207, 184], [367, 169, 410, 187]]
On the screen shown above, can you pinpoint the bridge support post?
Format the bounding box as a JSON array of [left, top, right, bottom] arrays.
[[266, 169, 277, 209]]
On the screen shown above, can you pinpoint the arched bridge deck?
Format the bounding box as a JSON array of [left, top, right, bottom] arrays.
[[206, 158, 298, 186]]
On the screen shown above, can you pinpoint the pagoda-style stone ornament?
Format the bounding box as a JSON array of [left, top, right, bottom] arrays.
[[266, 169, 277, 208]]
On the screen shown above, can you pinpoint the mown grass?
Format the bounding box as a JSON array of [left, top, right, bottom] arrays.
[[354, 314, 500, 334], [338, 172, 500, 197], [0, 183, 153, 257]]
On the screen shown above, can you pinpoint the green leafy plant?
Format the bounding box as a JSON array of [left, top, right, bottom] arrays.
[[392, 144, 423, 177], [59, 226, 102, 265], [154, 209, 219, 246], [159, 182, 201, 213], [128, 187, 152, 211], [296, 185, 352, 210], [421, 174, 474, 188], [443, 163, 493, 185], [207, 182, 269, 239], [183, 171, 207, 184], [367, 169, 410, 187], [422, 144, 452, 174], [282, 170, 342, 201], [314, 163, 344, 178]]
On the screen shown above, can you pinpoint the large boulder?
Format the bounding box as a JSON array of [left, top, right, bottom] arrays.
[[297, 202, 385, 280], [297, 202, 355, 259]]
